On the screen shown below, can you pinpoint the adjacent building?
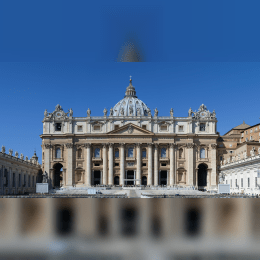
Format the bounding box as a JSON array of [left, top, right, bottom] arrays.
[[41, 79, 218, 190], [0, 146, 41, 195]]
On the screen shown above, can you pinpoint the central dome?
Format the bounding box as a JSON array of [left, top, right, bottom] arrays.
[[112, 79, 150, 117]]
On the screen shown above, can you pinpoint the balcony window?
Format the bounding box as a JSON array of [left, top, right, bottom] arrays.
[[161, 148, 166, 158], [179, 148, 183, 159], [56, 148, 61, 159], [142, 150, 146, 158], [128, 148, 134, 157], [95, 148, 100, 158], [200, 123, 206, 131], [115, 149, 119, 158], [200, 148, 205, 159], [55, 123, 61, 131]]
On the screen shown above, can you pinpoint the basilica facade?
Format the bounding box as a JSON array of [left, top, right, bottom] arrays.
[[41, 79, 218, 190]]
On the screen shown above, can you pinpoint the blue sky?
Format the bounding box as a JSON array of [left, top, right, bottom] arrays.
[[1, 0, 260, 163]]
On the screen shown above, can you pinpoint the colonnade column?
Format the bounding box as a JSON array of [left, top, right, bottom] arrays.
[[170, 143, 175, 186], [85, 143, 92, 186], [154, 144, 158, 186], [120, 143, 125, 186], [211, 143, 217, 189], [108, 143, 114, 185], [66, 143, 73, 186], [148, 143, 153, 186], [136, 143, 141, 185], [102, 144, 108, 185], [187, 143, 194, 186]]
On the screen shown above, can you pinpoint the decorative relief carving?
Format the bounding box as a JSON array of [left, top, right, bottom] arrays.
[[128, 125, 133, 134], [211, 143, 217, 149]]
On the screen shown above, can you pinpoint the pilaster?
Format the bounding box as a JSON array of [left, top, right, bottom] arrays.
[[102, 144, 108, 185], [148, 143, 153, 186], [170, 143, 175, 186], [108, 143, 114, 185], [85, 143, 92, 186], [65, 143, 74, 186], [187, 143, 194, 186], [211, 143, 217, 188], [120, 143, 125, 186], [136, 143, 141, 185], [154, 144, 158, 186]]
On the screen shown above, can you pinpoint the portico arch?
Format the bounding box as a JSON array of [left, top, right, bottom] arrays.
[[198, 163, 208, 189], [53, 163, 63, 188]]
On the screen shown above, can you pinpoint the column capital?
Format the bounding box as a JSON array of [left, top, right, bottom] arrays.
[[65, 143, 73, 149], [135, 143, 142, 148], [186, 143, 194, 149], [119, 143, 125, 147], [147, 143, 153, 147], [108, 143, 114, 148], [84, 143, 91, 148], [169, 143, 177, 148], [44, 144, 52, 149], [102, 143, 108, 148]]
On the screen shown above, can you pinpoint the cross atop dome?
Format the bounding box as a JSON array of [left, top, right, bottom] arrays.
[[125, 77, 137, 97]]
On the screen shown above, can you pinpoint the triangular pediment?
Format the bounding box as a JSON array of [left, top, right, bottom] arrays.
[[107, 123, 154, 135]]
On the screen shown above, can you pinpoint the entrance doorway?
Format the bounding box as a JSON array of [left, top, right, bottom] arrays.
[[94, 171, 101, 185], [53, 163, 63, 188], [125, 170, 134, 185], [141, 176, 147, 185], [114, 176, 119, 185], [160, 171, 167, 185], [198, 164, 207, 189]]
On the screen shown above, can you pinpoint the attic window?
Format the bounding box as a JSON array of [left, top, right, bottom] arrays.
[[115, 125, 119, 130], [94, 125, 101, 131], [160, 125, 167, 131], [142, 125, 147, 130], [55, 123, 61, 131]]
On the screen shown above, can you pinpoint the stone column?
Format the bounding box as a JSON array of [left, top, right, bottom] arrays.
[[102, 144, 108, 185], [120, 143, 125, 186], [44, 144, 51, 178], [108, 143, 114, 185], [211, 143, 217, 189], [148, 143, 153, 186], [154, 144, 159, 186], [187, 143, 194, 186], [170, 143, 175, 186], [85, 143, 92, 186], [136, 143, 141, 185], [66, 143, 74, 186]]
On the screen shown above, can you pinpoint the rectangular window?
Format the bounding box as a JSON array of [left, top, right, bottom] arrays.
[[128, 148, 134, 157], [114, 125, 119, 130], [161, 163, 167, 166], [179, 125, 184, 132], [115, 163, 119, 166], [55, 123, 61, 131], [142, 125, 147, 130], [246, 131, 248, 134], [200, 123, 206, 131], [78, 125, 83, 132], [250, 136, 253, 140], [142, 163, 146, 167], [248, 178, 250, 187], [250, 129, 253, 133], [160, 125, 167, 131], [13, 173, 15, 187], [241, 178, 243, 188], [93, 125, 101, 131], [115, 150, 119, 158], [94, 163, 100, 166], [142, 150, 146, 158], [241, 133, 244, 137], [220, 156, 223, 161]]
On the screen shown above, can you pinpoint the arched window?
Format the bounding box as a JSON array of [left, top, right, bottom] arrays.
[[142, 149, 146, 158], [161, 148, 166, 158], [56, 148, 61, 159], [179, 148, 183, 159], [128, 147, 134, 157], [78, 148, 82, 159], [200, 148, 205, 159], [95, 148, 100, 158]]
